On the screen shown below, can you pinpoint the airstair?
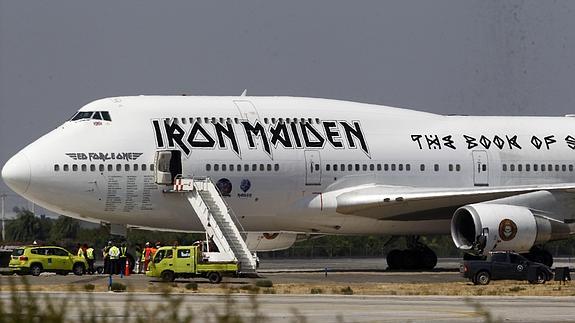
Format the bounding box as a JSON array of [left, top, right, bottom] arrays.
[[168, 177, 258, 275]]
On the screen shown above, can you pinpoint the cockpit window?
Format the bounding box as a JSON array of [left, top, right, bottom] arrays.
[[92, 112, 102, 120], [70, 111, 112, 122], [101, 111, 112, 121], [71, 111, 94, 121]]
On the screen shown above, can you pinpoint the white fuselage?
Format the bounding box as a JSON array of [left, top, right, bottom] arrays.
[[3, 96, 575, 235]]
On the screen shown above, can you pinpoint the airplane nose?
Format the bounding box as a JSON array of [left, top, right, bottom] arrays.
[[2, 152, 31, 195]]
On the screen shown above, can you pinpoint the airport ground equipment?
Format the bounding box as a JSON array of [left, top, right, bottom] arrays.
[[164, 177, 258, 274], [8, 246, 87, 276], [461, 251, 552, 285], [146, 245, 238, 283]]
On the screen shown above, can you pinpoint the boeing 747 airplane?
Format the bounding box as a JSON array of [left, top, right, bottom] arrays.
[[3, 95, 574, 269]]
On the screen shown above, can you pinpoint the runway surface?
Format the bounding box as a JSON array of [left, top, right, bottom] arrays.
[[0, 292, 574, 322]]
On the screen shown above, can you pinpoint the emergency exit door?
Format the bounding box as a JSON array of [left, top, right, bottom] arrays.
[[472, 150, 489, 186], [305, 150, 321, 185]]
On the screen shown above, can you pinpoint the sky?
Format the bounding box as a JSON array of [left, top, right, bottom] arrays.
[[1, 1, 575, 217]]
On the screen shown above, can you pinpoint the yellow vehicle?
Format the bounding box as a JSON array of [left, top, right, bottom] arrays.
[[9, 246, 88, 276], [146, 245, 238, 283]]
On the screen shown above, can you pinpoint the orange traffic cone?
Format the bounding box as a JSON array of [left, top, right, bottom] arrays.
[[125, 259, 130, 276]]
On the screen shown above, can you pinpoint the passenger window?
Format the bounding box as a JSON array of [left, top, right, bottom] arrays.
[[82, 164, 87, 172], [449, 164, 454, 172], [355, 164, 360, 171], [384, 164, 389, 171], [482, 164, 487, 171], [341, 164, 345, 171], [510, 164, 515, 171], [406, 164, 411, 171], [391, 164, 396, 171], [502, 164, 507, 171], [541, 164, 546, 171], [362, 164, 367, 171], [244, 164, 249, 171], [252, 164, 257, 171], [377, 164, 382, 171], [222, 164, 227, 171], [570, 165, 574, 172], [99, 164, 104, 172], [90, 165, 95, 171], [260, 164, 265, 171], [434, 164, 439, 172], [125, 164, 130, 171], [370, 164, 374, 171], [230, 165, 234, 171], [398, 164, 403, 171], [206, 164, 211, 171], [348, 164, 352, 171], [274, 164, 279, 171], [134, 164, 138, 171], [526, 164, 530, 172], [420, 164, 425, 171], [267, 164, 272, 171], [533, 164, 538, 171], [334, 164, 338, 171], [555, 165, 560, 172], [72, 164, 78, 171], [150, 164, 155, 171], [237, 164, 242, 171], [562, 165, 567, 171], [214, 164, 219, 171], [63, 164, 69, 171], [142, 164, 147, 171], [518, 164, 522, 172], [108, 164, 113, 171], [54, 165, 60, 172], [116, 164, 121, 171]]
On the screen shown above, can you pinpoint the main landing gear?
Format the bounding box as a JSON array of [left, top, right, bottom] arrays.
[[386, 236, 438, 270], [523, 245, 553, 267]]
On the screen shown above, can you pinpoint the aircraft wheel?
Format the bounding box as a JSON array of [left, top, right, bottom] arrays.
[[420, 248, 437, 270]]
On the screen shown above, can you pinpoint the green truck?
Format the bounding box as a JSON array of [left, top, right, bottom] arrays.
[[146, 245, 238, 283]]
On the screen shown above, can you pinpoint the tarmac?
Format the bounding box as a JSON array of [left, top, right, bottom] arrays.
[[1, 257, 574, 322]]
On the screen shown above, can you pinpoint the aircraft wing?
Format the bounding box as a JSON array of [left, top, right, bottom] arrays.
[[334, 183, 575, 221]]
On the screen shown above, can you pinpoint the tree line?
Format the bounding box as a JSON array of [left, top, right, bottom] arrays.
[[3, 208, 575, 258]]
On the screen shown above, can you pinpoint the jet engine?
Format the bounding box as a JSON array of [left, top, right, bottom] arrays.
[[451, 203, 571, 256]]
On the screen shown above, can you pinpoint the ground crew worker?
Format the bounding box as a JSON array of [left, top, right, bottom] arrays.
[[108, 242, 120, 275], [102, 241, 111, 274], [77, 243, 85, 257], [143, 242, 152, 272], [86, 245, 95, 274], [119, 241, 128, 276]]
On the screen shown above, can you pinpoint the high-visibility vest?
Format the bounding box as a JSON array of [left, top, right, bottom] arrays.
[[120, 246, 127, 257], [77, 248, 84, 257], [108, 246, 120, 259], [86, 248, 94, 260]]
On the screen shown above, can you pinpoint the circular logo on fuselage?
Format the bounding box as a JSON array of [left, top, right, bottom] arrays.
[[216, 178, 232, 196], [498, 219, 518, 241]]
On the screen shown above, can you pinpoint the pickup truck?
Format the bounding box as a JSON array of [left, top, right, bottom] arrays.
[[146, 245, 238, 283], [461, 251, 552, 285]]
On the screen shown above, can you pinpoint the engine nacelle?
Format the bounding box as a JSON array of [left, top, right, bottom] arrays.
[[245, 232, 298, 252], [451, 203, 571, 255]]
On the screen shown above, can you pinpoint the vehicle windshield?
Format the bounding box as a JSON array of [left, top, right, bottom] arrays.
[[11, 248, 24, 256]]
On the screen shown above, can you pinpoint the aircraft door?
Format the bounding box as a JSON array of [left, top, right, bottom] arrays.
[[304, 150, 321, 185], [234, 100, 260, 123], [154, 150, 182, 185], [472, 150, 489, 187]]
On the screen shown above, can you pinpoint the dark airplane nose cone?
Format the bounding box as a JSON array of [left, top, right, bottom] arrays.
[[2, 152, 31, 195]]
